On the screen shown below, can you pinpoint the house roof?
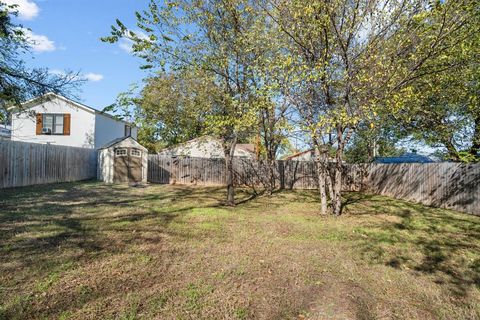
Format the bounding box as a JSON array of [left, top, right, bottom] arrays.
[[374, 153, 434, 164], [10, 92, 135, 127], [236, 144, 256, 154], [283, 149, 314, 160], [99, 136, 147, 151], [157, 136, 256, 158], [157, 136, 215, 154]]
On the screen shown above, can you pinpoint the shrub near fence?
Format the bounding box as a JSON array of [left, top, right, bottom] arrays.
[[147, 155, 480, 215], [0, 140, 97, 188]]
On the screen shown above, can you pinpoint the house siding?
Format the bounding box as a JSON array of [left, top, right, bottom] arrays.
[[11, 95, 137, 149], [11, 98, 96, 148], [94, 113, 137, 149]]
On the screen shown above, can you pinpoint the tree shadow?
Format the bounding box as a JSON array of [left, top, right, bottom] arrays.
[[0, 182, 229, 273], [342, 192, 480, 297]]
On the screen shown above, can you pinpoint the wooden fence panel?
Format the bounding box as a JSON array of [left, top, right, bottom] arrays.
[[147, 156, 479, 215], [0, 140, 97, 189], [147, 155, 227, 186], [358, 163, 480, 215]]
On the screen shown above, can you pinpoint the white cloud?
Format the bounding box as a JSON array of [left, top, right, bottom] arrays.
[[50, 70, 104, 82], [119, 38, 134, 53], [83, 73, 104, 82], [3, 0, 39, 20], [49, 69, 65, 76], [118, 30, 150, 53], [22, 28, 56, 53]]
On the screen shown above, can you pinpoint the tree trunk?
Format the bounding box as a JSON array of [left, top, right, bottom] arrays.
[[224, 137, 237, 206], [225, 152, 235, 206], [267, 158, 276, 195], [314, 147, 328, 215], [331, 125, 349, 216], [325, 160, 335, 205], [469, 114, 480, 158], [332, 159, 343, 216], [444, 139, 461, 162]]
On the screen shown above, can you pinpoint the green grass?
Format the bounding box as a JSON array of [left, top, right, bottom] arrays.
[[0, 181, 479, 319]]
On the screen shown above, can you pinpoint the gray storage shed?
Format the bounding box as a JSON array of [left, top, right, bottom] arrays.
[[98, 136, 148, 183]]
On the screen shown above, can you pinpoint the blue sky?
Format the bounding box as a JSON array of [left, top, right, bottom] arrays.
[[6, 0, 150, 110]]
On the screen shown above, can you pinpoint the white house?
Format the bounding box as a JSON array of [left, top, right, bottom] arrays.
[[9, 93, 137, 149], [157, 136, 256, 159]]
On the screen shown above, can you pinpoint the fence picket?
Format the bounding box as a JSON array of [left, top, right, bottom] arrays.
[[146, 155, 479, 215], [0, 140, 97, 188]]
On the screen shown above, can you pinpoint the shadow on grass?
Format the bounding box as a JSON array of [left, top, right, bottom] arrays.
[[341, 192, 480, 297], [1, 183, 479, 318], [0, 182, 229, 272], [0, 182, 237, 319]]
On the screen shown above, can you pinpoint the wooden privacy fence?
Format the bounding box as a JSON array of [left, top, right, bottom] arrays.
[[148, 155, 368, 190], [148, 155, 479, 215], [148, 155, 320, 188], [0, 140, 97, 188], [360, 163, 480, 215]]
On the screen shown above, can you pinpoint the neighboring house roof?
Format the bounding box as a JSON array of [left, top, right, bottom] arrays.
[[236, 144, 256, 155], [283, 149, 314, 160], [283, 149, 341, 162], [99, 136, 147, 151], [158, 136, 255, 158], [157, 136, 214, 153], [10, 92, 135, 127], [374, 153, 434, 163]]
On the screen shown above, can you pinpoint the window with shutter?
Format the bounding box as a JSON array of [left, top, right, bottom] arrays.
[[63, 114, 71, 135], [36, 114, 43, 135], [39, 114, 70, 135]]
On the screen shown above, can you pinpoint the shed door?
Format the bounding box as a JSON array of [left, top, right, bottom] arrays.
[[114, 147, 143, 183]]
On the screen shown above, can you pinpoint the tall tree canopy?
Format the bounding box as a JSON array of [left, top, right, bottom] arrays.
[[103, 0, 265, 205], [104, 0, 479, 214], [391, 3, 480, 162], [261, 0, 478, 214], [108, 69, 225, 153]]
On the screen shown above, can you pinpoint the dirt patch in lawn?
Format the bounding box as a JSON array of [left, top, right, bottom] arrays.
[[0, 182, 479, 319]]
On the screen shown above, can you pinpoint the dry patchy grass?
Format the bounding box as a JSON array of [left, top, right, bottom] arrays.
[[0, 182, 479, 319]]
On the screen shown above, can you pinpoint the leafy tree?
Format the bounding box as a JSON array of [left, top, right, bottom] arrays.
[[253, 72, 293, 194], [140, 70, 220, 148], [344, 126, 404, 164], [391, 3, 480, 162], [103, 0, 478, 214], [103, 0, 264, 205], [106, 69, 225, 153], [263, 0, 477, 215], [0, 2, 80, 120], [101, 84, 162, 153]]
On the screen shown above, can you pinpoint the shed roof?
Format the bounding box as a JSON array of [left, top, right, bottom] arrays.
[[99, 136, 147, 151], [374, 153, 434, 163]]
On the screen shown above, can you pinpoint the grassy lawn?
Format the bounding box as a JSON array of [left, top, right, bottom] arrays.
[[0, 182, 479, 320]]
